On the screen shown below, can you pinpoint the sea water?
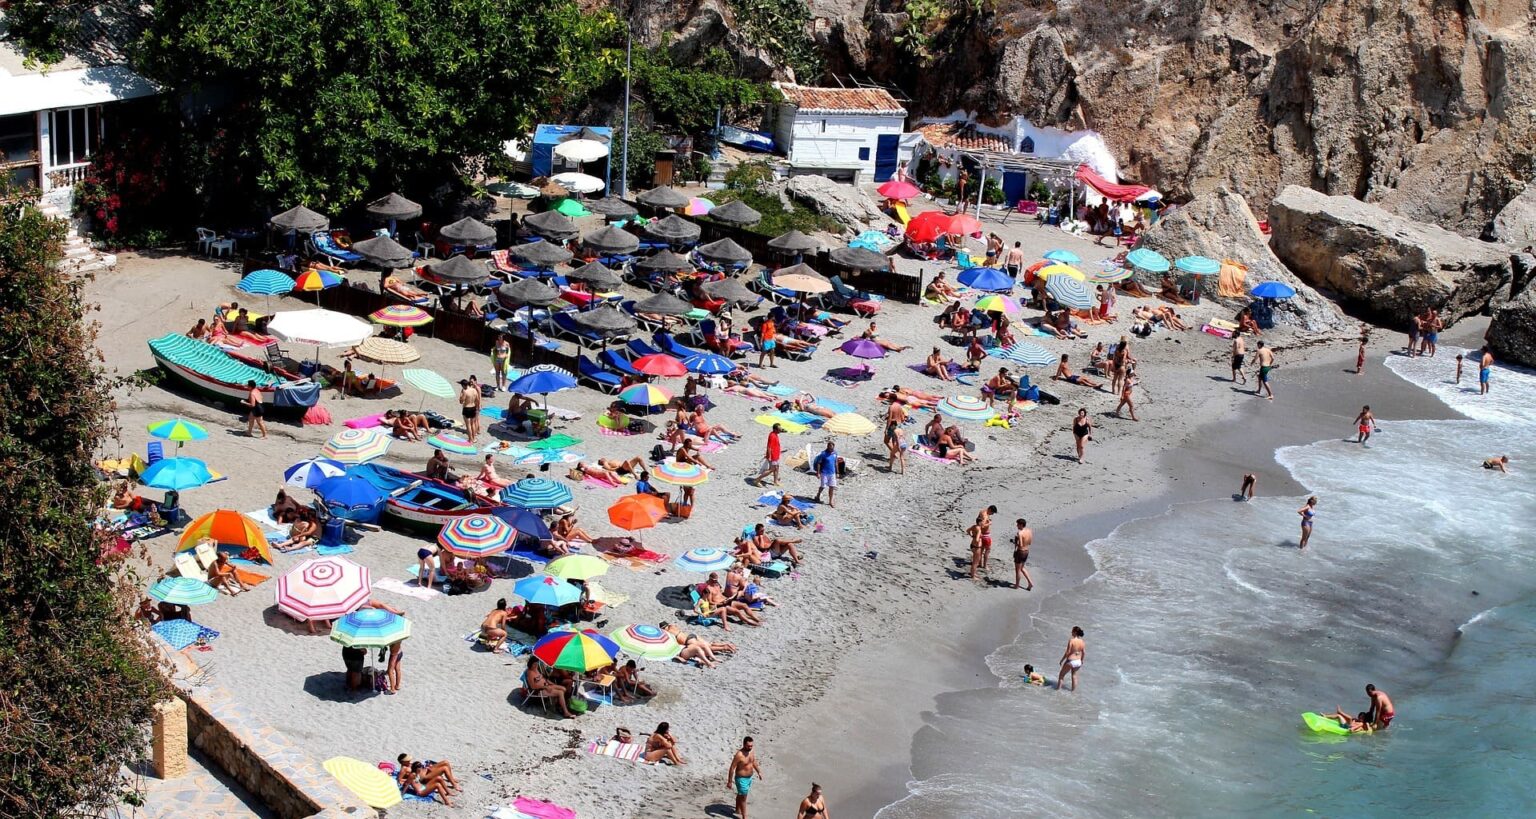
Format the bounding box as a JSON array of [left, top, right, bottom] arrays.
[[877, 351, 1536, 818]]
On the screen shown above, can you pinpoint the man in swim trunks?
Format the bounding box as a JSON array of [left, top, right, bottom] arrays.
[[1012, 518, 1034, 591], [1254, 342, 1275, 400], [1480, 346, 1493, 395], [1057, 626, 1085, 692], [757, 317, 777, 369], [458, 379, 481, 443], [1365, 684, 1394, 730], [1353, 405, 1375, 444], [1483, 455, 1511, 473], [1230, 330, 1247, 384], [479, 598, 515, 652], [727, 736, 763, 818]]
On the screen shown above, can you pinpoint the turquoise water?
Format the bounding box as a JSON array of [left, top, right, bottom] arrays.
[[878, 351, 1536, 818]]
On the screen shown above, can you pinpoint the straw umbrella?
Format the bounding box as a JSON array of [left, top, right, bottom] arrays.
[[829, 246, 889, 271], [573, 305, 638, 338], [635, 249, 692, 273], [510, 241, 573, 268], [523, 210, 579, 241], [269, 205, 329, 234], [696, 238, 753, 266], [766, 229, 821, 262], [426, 254, 488, 286], [583, 225, 640, 256], [636, 185, 690, 210], [588, 196, 638, 220], [364, 193, 421, 237], [644, 214, 701, 245], [635, 292, 693, 317], [708, 199, 762, 226], [353, 235, 414, 269], [702, 276, 758, 305], [566, 261, 624, 289], [438, 217, 496, 247]]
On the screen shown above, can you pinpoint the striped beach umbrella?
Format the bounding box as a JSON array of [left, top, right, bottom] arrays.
[[545, 554, 609, 581], [823, 412, 876, 435], [178, 509, 271, 563], [427, 431, 478, 456], [1088, 265, 1133, 284], [402, 368, 455, 398], [987, 341, 1056, 367], [320, 428, 391, 464], [682, 352, 735, 375], [276, 556, 371, 622], [674, 547, 735, 573], [1046, 275, 1095, 310], [1036, 264, 1086, 281], [369, 305, 434, 327], [618, 383, 672, 407], [437, 513, 515, 558], [607, 494, 666, 531], [147, 418, 208, 443], [1043, 249, 1081, 265], [609, 623, 682, 660], [973, 294, 1020, 314], [633, 354, 687, 377], [532, 629, 621, 673], [514, 573, 582, 607], [148, 577, 219, 606], [352, 337, 419, 365], [323, 757, 401, 810], [937, 395, 998, 422], [284, 457, 347, 488], [508, 366, 578, 397], [236, 269, 296, 296], [1126, 247, 1170, 273], [293, 268, 345, 292], [329, 607, 411, 648], [501, 477, 574, 509], [651, 460, 709, 486], [1175, 255, 1222, 275]]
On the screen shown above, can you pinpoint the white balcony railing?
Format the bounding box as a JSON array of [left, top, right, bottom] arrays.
[[45, 162, 92, 191]]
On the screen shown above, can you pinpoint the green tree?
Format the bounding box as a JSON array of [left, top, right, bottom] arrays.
[[634, 49, 768, 136], [611, 125, 668, 194], [0, 185, 167, 817]]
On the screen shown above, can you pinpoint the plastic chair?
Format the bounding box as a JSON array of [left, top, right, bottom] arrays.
[[146, 441, 165, 464], [173, 552, 207, 582], [195, 227, 216, 254]]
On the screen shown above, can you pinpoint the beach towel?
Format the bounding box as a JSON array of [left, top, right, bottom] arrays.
[[489, 796, 577, 819], [583, 474, 624, 489], [586, 581, 629, 607], [755, 491, 813, 511], [771, 410, 823, 427], [1217, 260, 1248, 298], [812, 397, 856, 414], [462, 631, 531, 656], [697, 440, 727, 454], [484, 443, 584, 466], [344, 413, 387, 429], [598, 424, 640, 437], [542, 406, 584, 421], [584, 739, 648, 764], [755, 415, 809, 434], [232, 567, 270, 587], [373, 577, 442, 600], [764, 384, 799, 397], [151, 620, 220, 651], [593, 538, 666, 570], [820, 375, 862, 389], [909, 444, 960, 464], [317, 543, 355, 556], [244, 508, 290, 538]]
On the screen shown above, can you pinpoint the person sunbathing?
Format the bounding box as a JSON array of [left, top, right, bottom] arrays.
[[1237, 308, 1262, 336], [111, 481, 138, 510], [1043, 309, 1088, 339], [728, 367, 777, 388], [927, 271, 960, 302], [1088, 341, 1109, 372], [934, 428, 976, 464], [1153, 304, 1190, 331], [985, 368, 1019, 409], [479, 599, 515, 651], [945, 425, 972, 451], [523, 658, 575, 718], [781, 397, 836, 420], [550, 514, 595, 548], [273, 515, 319, 552], [1158, 272, 1190, 305], [751, 524, 803, 565], [689, 409, 738, 443], [597, 456, 646, 477], [383, 275, 430, 303], [207, 551, 250, 595], [723, 382, 777, 401], [728, 565, 779, 608], [569, 461, 626, 485], [704, 574, 761, 627], [770, 495, 811, 529], [474, 454, 512, 491], [615, 659, 656, 702], [396, 763, 454, 806], [733, 535, 770, 566], [1053, 354, 1106, 390], [861, 322, 910, 352], [386, 410, 425, 441], [644, 722, 687, 765], [397, 754, 460, 795], [675, 439, 716, 472], [660, 622, 736, 666], [879, 385, 940, 409], [924, 347, 956, 381]]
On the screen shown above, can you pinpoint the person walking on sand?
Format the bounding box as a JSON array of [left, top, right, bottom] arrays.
[[244, 380, 267, 438], [1012, 518, 1034, 591], [967, 504, 997, 579], [1072, 408, 1094, 463], [1004, 241, 1025, 281], [1254, 342, 1276, 400], [1480, 346, 1494, 395], [753, 424, 782, 487], [1056, 626, 1086, 692], [812, 441, 838, 508], [798, 783, 829, 818], [1297, 496, 1318, 550], [1353, 405, 1376, 444], [1114, 372, 1139, 421], [727, 736, 762, 818], [757, 317, 777, 369], [1355, 334, 1367, 375], [1229, 330, 1247, 384]]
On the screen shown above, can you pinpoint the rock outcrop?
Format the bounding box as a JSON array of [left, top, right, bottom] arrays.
[[1487, 184, 1536, 247], [1268, 186, 1513, 326], [1133, 187, 1348, 333], [782, 175, 886, 232], [1487, 286, 1536, 367]]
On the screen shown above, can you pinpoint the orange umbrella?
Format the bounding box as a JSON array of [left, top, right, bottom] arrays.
[[607, 494, 667, 531], [947, 213, 983, 237], [178, 509, 272, 563]]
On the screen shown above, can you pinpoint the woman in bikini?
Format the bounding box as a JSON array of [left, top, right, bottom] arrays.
[[675, 439, 716, 472], [704, 574, 761, 627], [660, 622, 735, 666], [798, 783, 829, 818], [569, 461, 626, 484], [722, 381, 776, 401], [644, 723, 687, 765], [879, 385, 940, 409], [476, 454, 511, 490], [690, 408, 739, 442], [550, 514, 595, 548], [1297, 496, 1318, 550], [398, 762, 455, 805], [770, 495, 811, 528]]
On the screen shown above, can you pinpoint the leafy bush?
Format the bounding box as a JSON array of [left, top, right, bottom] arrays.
[[725, 159, 777, 191], [610, 126, 668, 193], [725, 0, 823, 81], [982, 178, 1005, 205], [1029, 179, 1052, 201], [635, 49, 768, 136], [72, 103, 184, 250], [713, 189, 840, 237]]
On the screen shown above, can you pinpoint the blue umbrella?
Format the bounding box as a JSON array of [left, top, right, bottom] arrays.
[[501, 477, 574, 510], [682, 352, 735, 375], [514, 573, 582, 606], [957, 267, 1015, 292], [314, 475, 386, 517], [330, 608, 411, 648], [283, 457, 347, 488], [490, 506, 554, 540], [1045, 275, 1094, 310], [1125, 248, 1170, 273], [1043, 249, 1081, 265], [508, 367, 577, 397], [1174, 256, 1221, 275], [140, 457, 213, 490], [1251, 281, 1297, 299], [236, 269, 297, 296], [987, 341, 1056, 366]]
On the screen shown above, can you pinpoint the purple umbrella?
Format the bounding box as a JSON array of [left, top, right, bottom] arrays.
[[839, 338, 886, 359]]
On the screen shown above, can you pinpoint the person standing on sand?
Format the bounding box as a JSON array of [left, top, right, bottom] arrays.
[[812, 441, 838, 508], [1004, 241, 1025, 281], [757, 317, 777, 369], [1353, 405, 1376, 444], [244, 380, 267, 438], [727, 736, 762, 819], [1254, 342, 1276, 400], [1114, 373, 1139, 421], [1057, 626, 1086, 691], [1406, 314, 1420, 357], [1230, 330, 1247, 384], [1424, 309, 1442, 357], [798, 783, 829, 818], [458, 379, 480, 442], [1480, 346, 1494, 395], [1355, 335, 1367, 375], [1072, 408, 1094, 463], [968, 504, 997, 579], [1297, 496, 1318, 550], [753, 424, 782, 487], [1455, 353, 1464, 384], [1013, 519, 1034, 591]]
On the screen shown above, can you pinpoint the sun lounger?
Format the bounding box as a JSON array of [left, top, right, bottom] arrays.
[[173, 551, 207, 582], [310, 231, 364, 265], [653, 332, 703, 360], [597, 349, 642, 377], [551, 313, 611, 347], [626, 338, 663, 359], [752, 270, 799, 305], [577, 355, 623, 392]]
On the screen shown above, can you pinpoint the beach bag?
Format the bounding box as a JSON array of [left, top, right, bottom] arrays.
[[650, 444, 667, 462], [567, 696, 588, 715], [668, 501, 693, 520]]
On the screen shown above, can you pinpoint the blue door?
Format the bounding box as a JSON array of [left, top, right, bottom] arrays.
[[874, 134, 900, 182], [1002, 172, 1030, 205]]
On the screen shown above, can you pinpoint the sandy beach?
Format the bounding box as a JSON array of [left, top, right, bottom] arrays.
[[97, 206, 1362, 818]]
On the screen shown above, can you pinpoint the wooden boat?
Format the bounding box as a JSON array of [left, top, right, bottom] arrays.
[[147, 333, 320, 413], [346, 463, 503, 533]]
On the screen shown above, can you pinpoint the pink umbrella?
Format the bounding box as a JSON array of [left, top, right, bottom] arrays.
[[877, 180, 921, 200], [276, 556, 372, 622], [839, 338, 886, 359], [947, 213, 983, 237], [685, 197, 715, 216]]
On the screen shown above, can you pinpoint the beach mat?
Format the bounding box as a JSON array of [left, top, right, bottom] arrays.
[[584, 739, 648, 764], [813, 397, 856, 414], [754, 491, 814, 511], [373, 577, 442, 600], [764, 384, 798, 397], [233, 568, 270, 587], [592, 538, 666, 570], [755, 415, 809, 434], [152, 620, 220, 651], [317, 544, 354, 556]]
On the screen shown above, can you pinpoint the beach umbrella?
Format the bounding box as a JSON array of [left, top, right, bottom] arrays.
[[351, 336, 420, 365], [573, 306, 638, 337], [767, 229, 821, 255], [270, 205, 329, 233], [588, 196, 638, 220], [583, 226, 640, 256], [905, 210, 950, 243], [1036, 264, 1085, 281], [957, 267, 1014, 292], [511, 241, 573, 268], [697, 238, 753, 265], [607, 494, 666, 531], [438, 217, 496, 246], [554, 138, 609, 164], [1126, 247, 1170, 273], [268, 309, 372, 349], [427, 431, 479, 456], [314, 475, 386, 520], [352, 235, 414, 268], [490, 506, 553, 540], [684, 197, 715, 216], [508, 367, 577, 398], [988, 341, 1056, 367], [772, 263, 833, 294], [497, 278, 563, 309], [425, 254, 488, 286], [523, 211, 579, 241], [829, 246, 889, 271], [973, 294, 1020, 314], [1251, 281, 1297, 299], [566, 261, 625, 289], [610, 623, 682, 660], [178, 509, 270, 560], [708, 199, 762, 226], [1088, 266, 1133, 285], [364, 192, 422, 222], [682, 352, 735, 374], [633, 353, 687, 377], [373, 304, 436, 327], [140, 457, 213, 491], [403, 368, 455, 398], [320, 428, 391, 464], [330, 608, 411, 649], [283, 457, 346, 488], [1175, 255, 1222, 275], [148, 418, 208, 444], [636, 249, 693, 273], [674, 547, 735, 573], [532, 629, 621, 673], [514, 573, 582, 607], [644, 215, 701, 244], [1043, 249, 1080, 265], [947, 213, 983, 236], [237, 269, 296, 297], [545, 554, 609, 581], [554, 198, 592, 218], [838, 337, 886, 359], [488, 181, 540, 198], [551, 172, 604, 194], [823, 412, 876, 435], [634, 292, 693, 317], [502, 477, 574, 509], [293, 268, 345, 296], [1046, 275, 1095, 310], [437, 513, 516, 558], [276, 556, 371, 622], [149, 576, 219, 607], [637, 185, 690, 209], [702, 277, 758, 305], [938, 395, 998, 422], [876, 179, 921, 200], [651, 460, 708, 486], [323, 757, 401, 810], [618, 383, 672, 407]]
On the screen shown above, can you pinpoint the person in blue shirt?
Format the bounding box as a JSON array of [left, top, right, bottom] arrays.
[[633, 469, 671, 507], [811, 441, 839, 508]]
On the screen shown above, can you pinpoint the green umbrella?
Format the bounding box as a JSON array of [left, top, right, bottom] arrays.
[[555, 198, 591, 218]]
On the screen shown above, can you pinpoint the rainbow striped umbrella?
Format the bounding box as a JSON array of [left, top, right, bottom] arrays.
[[532, 629, 621, 672], [1088, 265, 1133, 284], [674, 547, 735, 573], [1036, 264, 1086, 281], [294, 268, 345, 292], [427, 431, 478, 456], [618, 383, 672, 407], [329, 607, 411, 648], [369, 305, 434, 327], [651, 460, 709, 486], [147, 418, 209, 443], [937, 394, 997, 422], [276, 556, 371, 622], [320, 428, 391, 463], [609, 623, 682, 660], [545, 554, 609, 581], [514, 573, 582, 607], [974, 294, 1020, 314], [148, 576, 219, 606], [501, 477, 573, 509], [437, 513, 515, 558]]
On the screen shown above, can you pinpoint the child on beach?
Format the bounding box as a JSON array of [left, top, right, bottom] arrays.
[[1355, 336, 1367, 375], [1024, 664, 1047, 686], [1455, 353, 1464, 384]]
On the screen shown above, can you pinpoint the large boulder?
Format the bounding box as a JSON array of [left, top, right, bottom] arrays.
[[1134, 187, 1350, 333], [1267, 186, 1513, 327], [1487, 183, 1536, 247], [1487, 286, 1536, 367], [783, 175, 887, 233]]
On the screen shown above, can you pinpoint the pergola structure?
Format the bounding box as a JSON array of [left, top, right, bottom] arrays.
[[953, 149, 1080, 220]]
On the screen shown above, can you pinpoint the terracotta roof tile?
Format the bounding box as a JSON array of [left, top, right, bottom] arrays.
[[777, 84, 906, 116], [917, 122, 1012, 153]]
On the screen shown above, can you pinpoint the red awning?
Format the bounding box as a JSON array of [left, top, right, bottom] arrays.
[[1074, 165, 1151, 203]]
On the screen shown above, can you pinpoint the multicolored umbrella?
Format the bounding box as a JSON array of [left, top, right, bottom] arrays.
[[437, 513, 515, 558], [651, 461, 709, 487], [1126, 247, 1170, 273], [618, 383, 672, 406], [839, 338, 886, 359], [330, 607, 411, 648], [149, 576, 219, 606], [293, 268, 345, 292], [351, 336, 420, 365], [937, 394, 998, 422], [1046, 275, 1095, 310], [876, 179, 921, 200], [320, 428, 391, 464], [674, 547, 735, 573], [514, 573, 582, 607], [427, 431, 478, 456], [323, 757, 402, 810], [1043, 249, 1081, 265], [402, 368, 455, 398], [501, 477, 573, 509], [178, 509, 272, 562], [140, 457, 213, 491], [369, 305, 434, 327], [147, 418, 208, 443], [973, 294, 1020, 314], [545, 554, 609, 581], [684, 197, 716, 216], [610, 623, 682, 660], [823, 412, 876, 435], [607, 494, 666, 531], [532, 629, 621, 672], [1175, 255, 1222, 275], [633, 354, 687, 377], [284, 457, 347, 489], [276, 556, 372, 622], [1036, 264, 1086, 281], [682, 352, 735, 375], [236, 269, 296, 296], [1088, 266, 1133, 284], [987, 341, 1056, 367], [957, 267, 1014, 292]]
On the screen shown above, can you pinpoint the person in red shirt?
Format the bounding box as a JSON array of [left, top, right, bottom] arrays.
[[753, 423, 782, 487]]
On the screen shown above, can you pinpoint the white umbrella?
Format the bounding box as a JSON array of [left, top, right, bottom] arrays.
[[551, 172, 604, 194], [554, 139, 609, 164], [267, 309, 373, 349]]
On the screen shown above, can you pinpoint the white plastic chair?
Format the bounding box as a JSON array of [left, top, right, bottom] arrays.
[[196, 227, 216, 254]]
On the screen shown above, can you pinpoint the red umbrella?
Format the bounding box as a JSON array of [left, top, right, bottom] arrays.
[[877, 180, 921, 200], [633, 354, 687, 377], [906, 210, 950, 243], [947, 213, 983, 237]]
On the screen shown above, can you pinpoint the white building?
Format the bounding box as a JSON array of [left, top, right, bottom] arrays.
[[772, 83, 907, 183], [913, 113, 1120, 205]]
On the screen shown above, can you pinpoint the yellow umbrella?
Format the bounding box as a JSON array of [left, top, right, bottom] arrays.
[[823, 412, 877, 435], [1037, 264, 1086, 281], [546, 554, 609, 581], [323, 757, 402, 809]]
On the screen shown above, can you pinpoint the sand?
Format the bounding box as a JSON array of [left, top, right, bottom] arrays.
[[95, 202, 1359, 818]]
